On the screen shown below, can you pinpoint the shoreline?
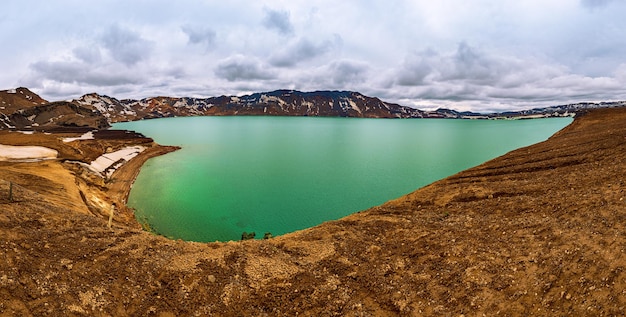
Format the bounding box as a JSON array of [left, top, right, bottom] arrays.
[[105, 144, 181, 225]]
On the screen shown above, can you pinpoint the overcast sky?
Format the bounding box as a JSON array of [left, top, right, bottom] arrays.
[[2, 0, 626, 111]]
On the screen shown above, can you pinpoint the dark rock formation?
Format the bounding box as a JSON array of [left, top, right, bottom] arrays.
[[2, 100, 109, 130]]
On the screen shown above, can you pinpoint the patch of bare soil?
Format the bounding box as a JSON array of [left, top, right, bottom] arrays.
[[1, 108, 626, 316]]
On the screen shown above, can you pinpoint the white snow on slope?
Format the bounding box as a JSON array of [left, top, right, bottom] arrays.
[[0, 144, 58, 161], [89, 146, 145, 177], [62, 131, 95, 142], [348, 99, 362, 114]]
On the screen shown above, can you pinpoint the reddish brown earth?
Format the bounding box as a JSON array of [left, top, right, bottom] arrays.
[[1, 107, 625, 316], [0, 87, 48, 113]]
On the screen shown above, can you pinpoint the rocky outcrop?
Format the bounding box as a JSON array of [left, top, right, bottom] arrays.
[[0, 88, 109, 131], [2, 101, 109, 131]]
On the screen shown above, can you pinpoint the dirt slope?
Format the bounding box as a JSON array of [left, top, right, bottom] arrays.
[[0, 88, 47, 113], [1, 108, 626, 316]]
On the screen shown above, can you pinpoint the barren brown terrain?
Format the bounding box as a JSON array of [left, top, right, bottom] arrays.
[[1, 107, 625, 316]]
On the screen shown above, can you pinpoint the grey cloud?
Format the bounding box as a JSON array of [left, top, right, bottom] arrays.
[[327, 60, 369, 86], [262, 8, 294, 35], [446, 42, 500, 83], [30, 60, 141, 86], [72, 46, 102, 64], [34, 85, 85, 99], [581, 0, 617, 8], [9, 1, 626, 111], [415, 84, 484, 102], [395, 71, 625, 110], [387, 42, 626, 106], [396, 43, 532, 89], [101, 25, 153, 66], [269, 36, 342, 67], [396, 49, 436, 86], [112, 86, 136, 96], [214, 55, 276, 82], [181, 25, 216, 48]]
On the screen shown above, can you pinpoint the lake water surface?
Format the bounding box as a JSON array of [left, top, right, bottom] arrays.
[[114, 116, 572, 242]]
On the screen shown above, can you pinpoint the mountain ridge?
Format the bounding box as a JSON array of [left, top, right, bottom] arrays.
[[73, 89, 430, 123], [1, 87, 625, 130]]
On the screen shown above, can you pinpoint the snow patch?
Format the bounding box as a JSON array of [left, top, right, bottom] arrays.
[[260, 94, 286, 106], [348, 99, 362, 114], [88, 146, 146, 177], [7, 89, 16, 94], [63, 131, 95, 142], [0, 144, 58, 161], [173, 100, 187, 108]]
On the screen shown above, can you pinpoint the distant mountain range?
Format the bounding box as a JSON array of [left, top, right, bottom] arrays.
[[1, 87, 625, 130]]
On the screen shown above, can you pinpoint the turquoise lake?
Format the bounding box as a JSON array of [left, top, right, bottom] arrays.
[[113, 116, 572, 242]]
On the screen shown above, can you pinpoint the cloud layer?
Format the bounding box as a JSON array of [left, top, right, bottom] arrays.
[[2, 0, 626, 111]]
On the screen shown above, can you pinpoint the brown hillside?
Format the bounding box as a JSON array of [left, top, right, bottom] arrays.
[[0, 89, 109, 130], [0, 107, 625, 316], [0, 87, 47, 114]]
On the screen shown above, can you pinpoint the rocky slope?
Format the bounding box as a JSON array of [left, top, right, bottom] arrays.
[[77, 90, 619, 122], [2, 87, 625, 130], [74, 90, 430, 122], [474, 100, 626, 119], [0, 87, 47, 112], [1, 88, 434, 130], [0, 107, 625, 315], [0, 88, 109, 130]]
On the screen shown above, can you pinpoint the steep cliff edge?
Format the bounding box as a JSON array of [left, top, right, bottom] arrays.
[[0, 107, 625, 315]]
